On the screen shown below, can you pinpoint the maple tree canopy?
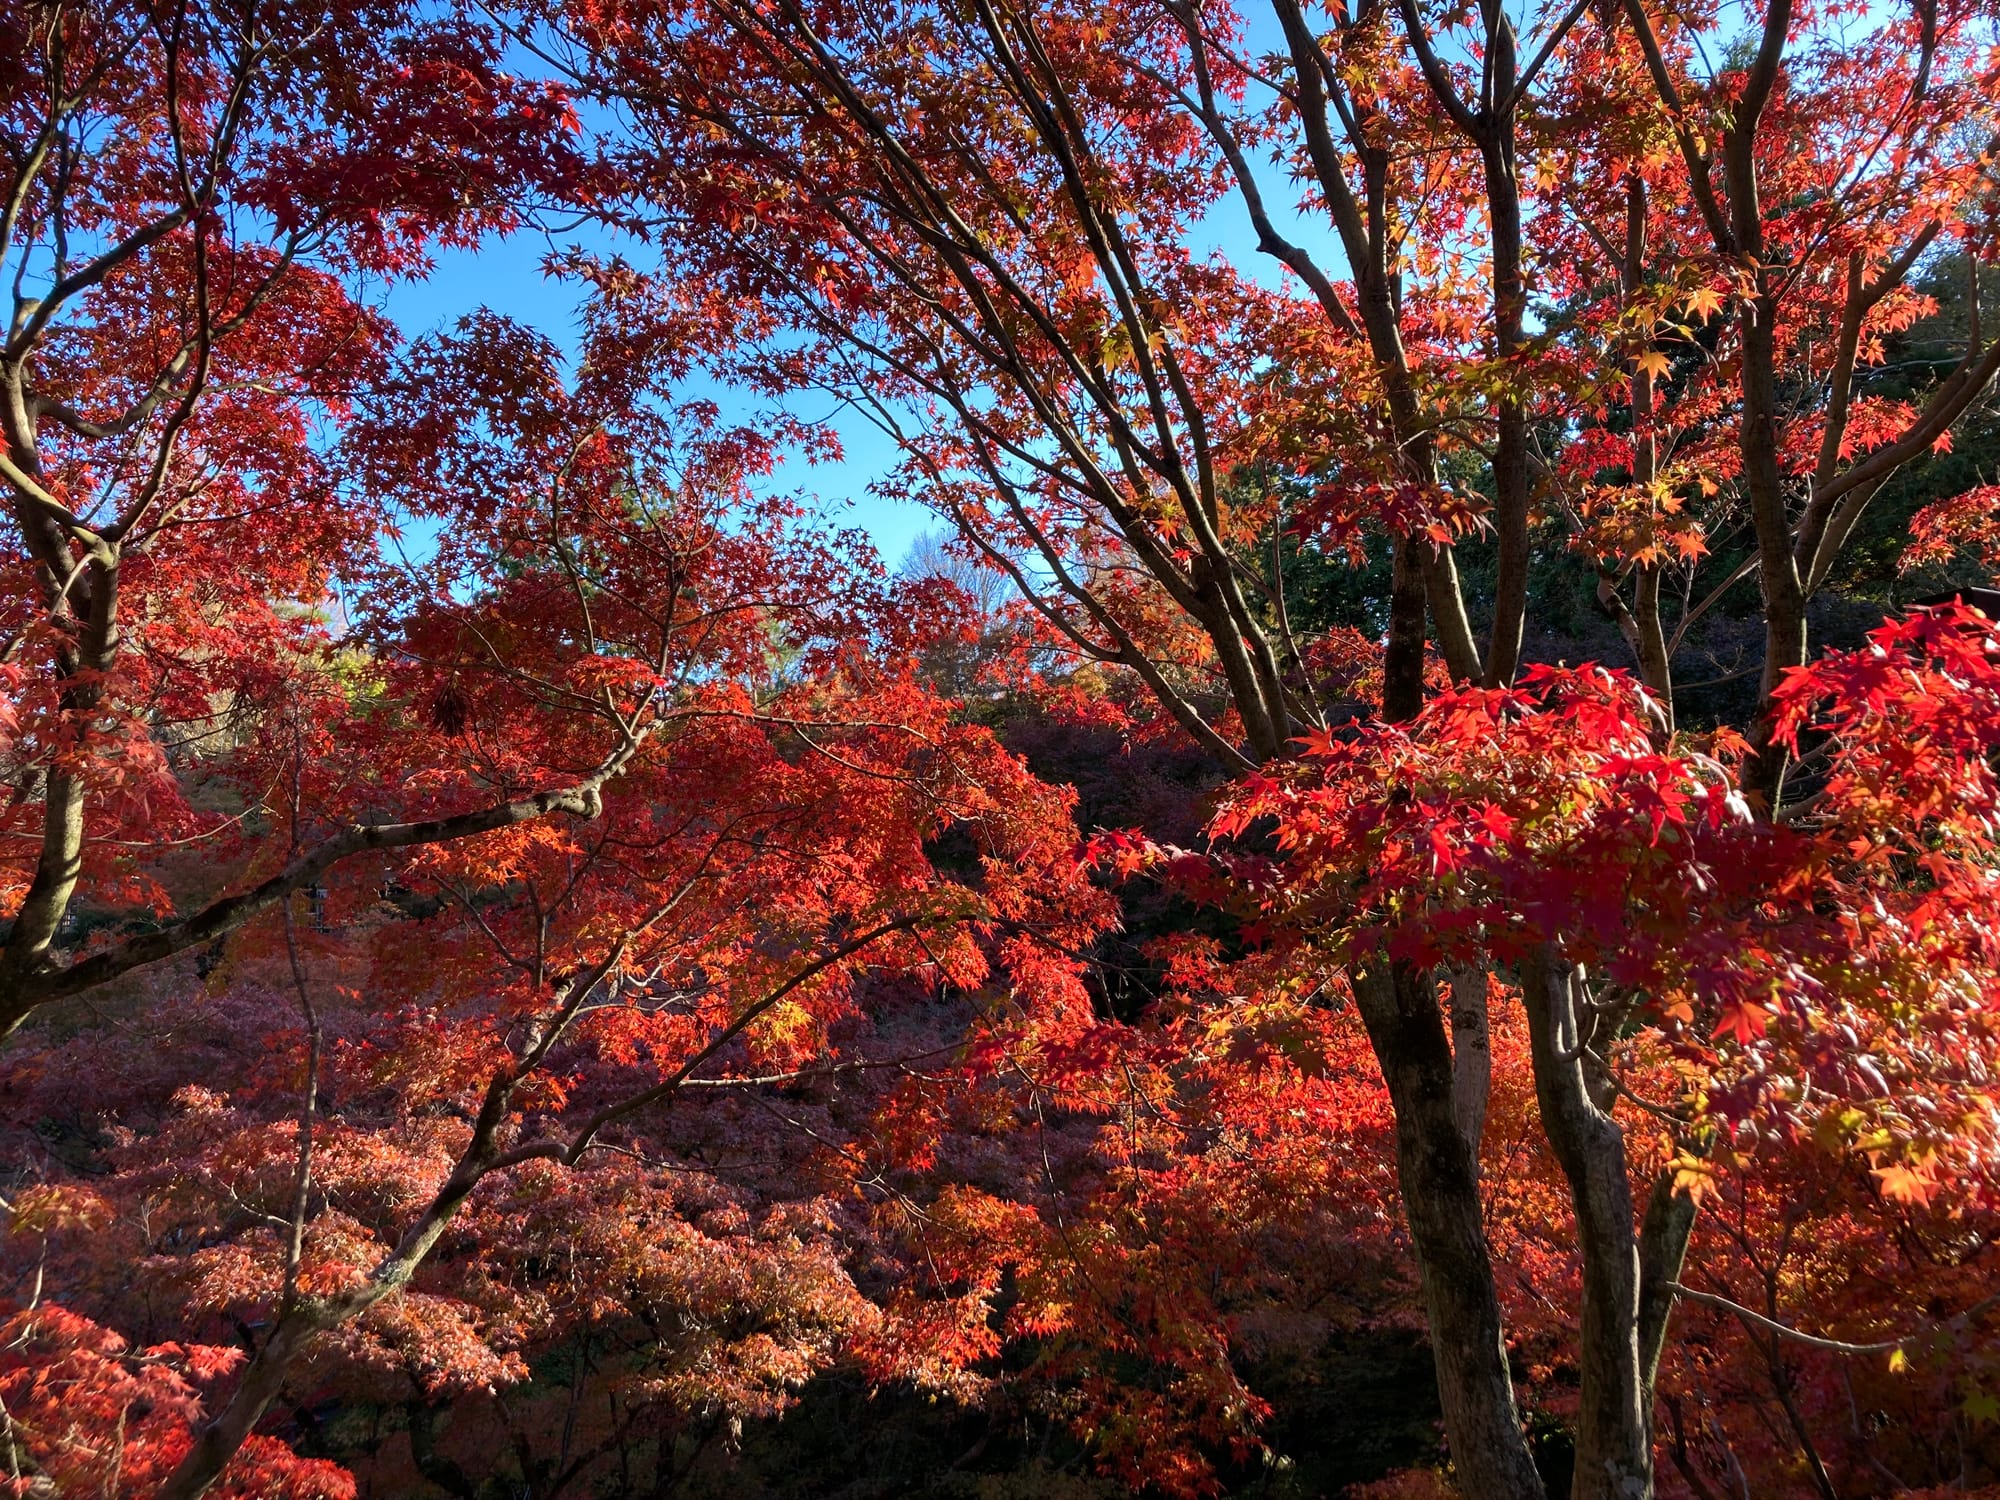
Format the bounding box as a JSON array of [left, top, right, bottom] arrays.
[[1, 0, 1998, 1497]]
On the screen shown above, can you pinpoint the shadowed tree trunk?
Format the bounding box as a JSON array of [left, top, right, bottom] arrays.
[[1355, 962, 1547, 1498]]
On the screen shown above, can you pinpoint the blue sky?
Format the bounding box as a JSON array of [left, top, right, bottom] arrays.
[[380, 228, 930, 564], [380, 45, 1334, 574]]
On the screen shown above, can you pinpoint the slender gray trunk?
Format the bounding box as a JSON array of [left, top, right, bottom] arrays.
[[1520, 950, 1651, 1500], [1447, 965, 1493, 1158]]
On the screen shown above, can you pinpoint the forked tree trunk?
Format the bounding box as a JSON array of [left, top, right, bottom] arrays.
[[1353, 961, 1547, 1499], [1520, 948, 1700, 1500]]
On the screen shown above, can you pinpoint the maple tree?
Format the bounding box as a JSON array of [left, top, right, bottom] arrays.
[[0, 0, 592, 1027], [0, 3, 1110, 1494]]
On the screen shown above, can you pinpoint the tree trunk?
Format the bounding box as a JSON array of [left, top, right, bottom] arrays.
[[1384, 533, 1433, 723], [1636, 1160, 1699, 1464], [1520, 949, 1653, 1500], [157, 1146, 501, 1499], [406, 1403, 480, 1499], [155, 1312, 328, 1500], [1446, 965, 1493, 1158], [1353, 962, 1546, 1499], [1479, 21, 1529, 691]]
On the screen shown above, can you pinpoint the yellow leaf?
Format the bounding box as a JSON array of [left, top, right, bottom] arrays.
[[1670, 1154, 1715, 1203], [1872, 1161, 1935, 1206], [1684, 285, 1726, 321], [1888, 1347, 1908, 1374], [1634, 350, 1672, 381]]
